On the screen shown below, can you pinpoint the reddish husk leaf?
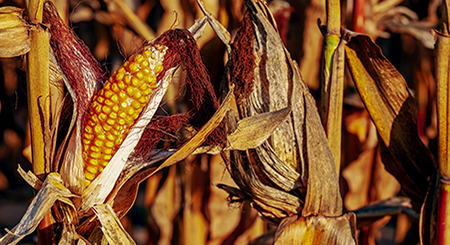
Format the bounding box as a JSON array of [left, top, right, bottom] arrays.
[[42, 1, 106, 121]]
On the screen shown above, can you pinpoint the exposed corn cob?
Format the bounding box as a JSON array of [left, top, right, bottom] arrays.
[[82, 44, 168, 185]]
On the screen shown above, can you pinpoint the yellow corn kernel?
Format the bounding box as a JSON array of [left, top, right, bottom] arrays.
[[82, 44, 168, 185]]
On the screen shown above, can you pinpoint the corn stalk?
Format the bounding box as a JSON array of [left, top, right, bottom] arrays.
[[26, 0, 54, 244], [436, 0, 450, 242], [321, 0, 345, 174]]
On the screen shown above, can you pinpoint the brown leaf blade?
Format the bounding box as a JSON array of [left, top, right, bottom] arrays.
[[345, 34, 435, 207], [0, 7, 30, 57]]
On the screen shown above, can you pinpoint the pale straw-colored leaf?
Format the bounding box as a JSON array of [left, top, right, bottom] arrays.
[[188, 16, 208, 40], [17, 165, 43, 190], [93, 204, 136, 245], [0, 173, 77, 245]]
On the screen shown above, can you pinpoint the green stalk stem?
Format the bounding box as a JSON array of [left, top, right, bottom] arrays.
[[321, 0, 343, 174]]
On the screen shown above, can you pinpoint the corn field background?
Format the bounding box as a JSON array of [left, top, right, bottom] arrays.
[[0, 0, 443, 244]]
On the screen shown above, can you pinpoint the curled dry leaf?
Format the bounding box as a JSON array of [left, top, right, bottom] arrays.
[[348, 197, 419, 228], [0, 6, 30, 57], [345, 33, 436, 208]]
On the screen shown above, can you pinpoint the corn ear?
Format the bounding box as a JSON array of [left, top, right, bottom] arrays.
[[82, 44, 167, 185]]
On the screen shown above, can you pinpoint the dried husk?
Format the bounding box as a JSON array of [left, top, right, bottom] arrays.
[[200, 0, 345, 221], [0, 6, 30, 57]]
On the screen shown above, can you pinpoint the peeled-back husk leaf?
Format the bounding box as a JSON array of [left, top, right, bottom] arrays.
[[78, 67, 176, 215], [18, 165, 43, 190], [92, 204, 136, 245], [273, 214, 356, 245], [0, 6, 30, 57], [0, 173, 77, 245], [344, 33, 435, 208]]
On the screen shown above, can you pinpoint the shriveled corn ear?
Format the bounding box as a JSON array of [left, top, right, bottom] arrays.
[[82, 44, 167, 185]]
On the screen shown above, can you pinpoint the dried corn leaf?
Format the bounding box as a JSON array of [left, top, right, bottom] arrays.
[[228, 107, 292, 151], [197, 0, 231, 53], [194, 107, 293, 154], [273, 214, 356, 245], [349, 197, 418, 228], [17, 165, 43, 190], [92, 204, 136, 245], [0, 173, 77, 245], [0, 6, 30, 57], [188, 16, 208, 40], [345, 33, 435, 207]]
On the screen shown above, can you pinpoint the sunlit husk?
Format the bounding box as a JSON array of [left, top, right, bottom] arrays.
[[0, 6, 30, 57]]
